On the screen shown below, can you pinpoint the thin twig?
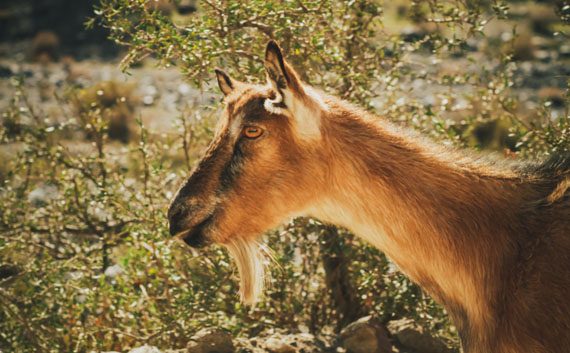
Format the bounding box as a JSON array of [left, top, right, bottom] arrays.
[[0, 288, 49, 352]]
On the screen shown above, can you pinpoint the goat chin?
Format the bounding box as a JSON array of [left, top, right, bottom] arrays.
[[224, 237, 271, 305]]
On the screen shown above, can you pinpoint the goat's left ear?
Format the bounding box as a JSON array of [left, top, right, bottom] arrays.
[[215, 68, 238, 96], [265, 41, 305, 103]]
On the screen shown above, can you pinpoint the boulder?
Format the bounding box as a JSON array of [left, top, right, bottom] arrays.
[[176, 0, 198, 14], [340, 316, 392, 353], [387, 319, 451, 353], [28, 183, 59, 206], [128, 346, 163, 353], [30, 30, 60, 62], [264, 336, 296, 353], [235, 330, 336, 353], [186, 328, 235, 353]]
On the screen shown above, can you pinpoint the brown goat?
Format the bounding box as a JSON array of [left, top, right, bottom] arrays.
[[167, 41, 570, 353]]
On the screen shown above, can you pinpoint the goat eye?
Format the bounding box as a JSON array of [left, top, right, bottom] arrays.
[[243, 126, 263, 139]]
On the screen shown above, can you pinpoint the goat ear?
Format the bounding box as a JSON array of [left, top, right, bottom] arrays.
[[264, 41, 304, 101], [215, 68, 237, 96], [264, 41, 322, 139]]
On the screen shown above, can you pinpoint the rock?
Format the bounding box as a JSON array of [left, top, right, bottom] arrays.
[[0, 264, 22, 285], [186, 328, 235, 353], [387, 318, 451, 353], [340, 316, 392, 353], [511, 32, 536, 61], [264, 336, 296, 353], [0, 264, 21, 278], [235, 330, 336, 353], [560, 44, 570, 59], [128, 345, 163, 353], [0, 65, 12, 78], [530, 5, 559, 35], [146, 0, 175, 16], [400, 23, 438, 43], [30, 30, 60, 62], [28, 183, 59, 206], [538, 87, 567, 108], [176, 0, 198, 14], [104, 264, 124, 283], [534, 50, 552, 63]]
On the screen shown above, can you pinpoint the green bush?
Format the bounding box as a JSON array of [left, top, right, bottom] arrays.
[[1, 0, 568, 351]]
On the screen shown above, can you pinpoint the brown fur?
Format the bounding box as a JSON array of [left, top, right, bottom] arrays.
[[168, 41, 570, 353]]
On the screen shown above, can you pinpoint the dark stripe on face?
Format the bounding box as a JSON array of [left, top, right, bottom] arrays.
[[219, 143, 246, 190]]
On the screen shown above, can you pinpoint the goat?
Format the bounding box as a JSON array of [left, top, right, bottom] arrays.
[[167, 41, 570, 353]]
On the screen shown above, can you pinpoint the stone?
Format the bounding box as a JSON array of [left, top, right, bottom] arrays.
[[0, 264, 21, 280], [234, 330, 336, 353], [104, 264, 124, 284], [387, 319, 451, 353], [146, 0, 175, 16], [30, 30, 60, 62], [186, 328, 235, 353], [28, 183, 59, 206], [538, 87, 567, 108], [0, 65, 12, 78], [264, 336, 296, 353], [128, 346, 163, 353], [340, 316, 392, 353], [176, 0, 198, 14]]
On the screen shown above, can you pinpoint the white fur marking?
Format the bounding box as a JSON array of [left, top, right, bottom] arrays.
[[263, 85, 324, 141], [284, 89, 321, 140], [229, 112, 244, 139], [264, 99, 285, 116]]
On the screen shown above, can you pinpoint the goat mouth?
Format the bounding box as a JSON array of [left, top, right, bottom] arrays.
[[178, 216, 213, 248]]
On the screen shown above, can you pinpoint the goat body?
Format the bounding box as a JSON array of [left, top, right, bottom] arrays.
[[168, 41, 570, 353]]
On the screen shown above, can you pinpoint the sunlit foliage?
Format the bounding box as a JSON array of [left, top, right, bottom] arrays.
[[1, 0, 568, 351]]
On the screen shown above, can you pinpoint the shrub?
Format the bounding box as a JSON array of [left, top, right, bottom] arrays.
[[1, 1, 568, 352], [73, 80, 138, 143]]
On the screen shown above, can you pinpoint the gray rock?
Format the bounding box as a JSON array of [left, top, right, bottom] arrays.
[[235, 330, 336, 353], [28, 183, 59, 206], [186, 328, 235, 353], [560, 44, 570, 58], [104, 264, 123, 278], [176, 0, 198, 14], [0, 64, 12, 78], [264, 336, 296, 353], [340, 316, 392, 353], [129, 345, 163, 353], [387, 319, 451, 353], [104, 264, 124, 284]]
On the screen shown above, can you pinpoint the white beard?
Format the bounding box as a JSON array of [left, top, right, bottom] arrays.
[[225, 237, 271, 305]]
